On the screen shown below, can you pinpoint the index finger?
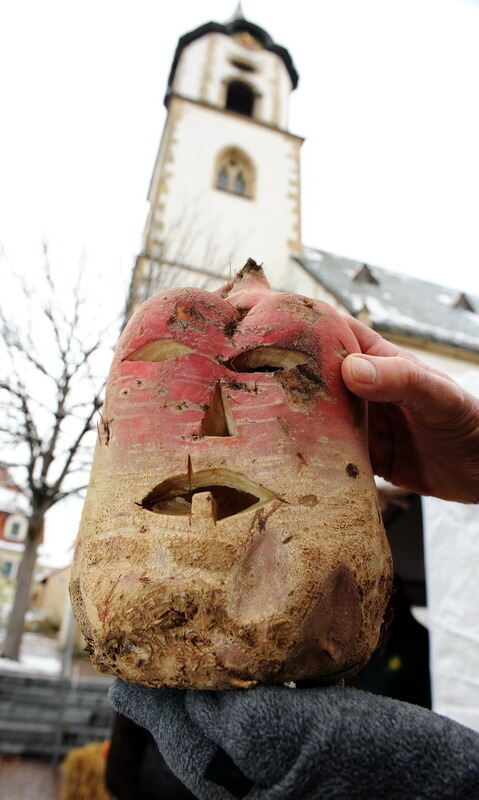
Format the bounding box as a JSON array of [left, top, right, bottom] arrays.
[[342, 315, 403, 357], [342, 315, 455, 380]]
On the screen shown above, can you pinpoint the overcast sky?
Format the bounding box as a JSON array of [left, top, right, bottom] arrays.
[[1, 0, 479, 565]]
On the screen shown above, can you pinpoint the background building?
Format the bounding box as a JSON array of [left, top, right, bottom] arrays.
[[0, 466, 50, 635], [127, 5, 479, 380], [0, 466, 31, 583]]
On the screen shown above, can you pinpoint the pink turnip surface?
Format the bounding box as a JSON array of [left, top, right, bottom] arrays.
[[71, 262, 392, 688]]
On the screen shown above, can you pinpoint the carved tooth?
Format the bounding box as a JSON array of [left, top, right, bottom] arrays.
[[191, 491, 218, 523]]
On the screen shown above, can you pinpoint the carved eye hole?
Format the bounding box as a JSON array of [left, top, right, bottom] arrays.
[[226, 346, 310, 373], [123, 340, 194, 362]]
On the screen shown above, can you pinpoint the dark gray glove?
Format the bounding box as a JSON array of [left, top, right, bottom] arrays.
[[109, 680, 479, 800]]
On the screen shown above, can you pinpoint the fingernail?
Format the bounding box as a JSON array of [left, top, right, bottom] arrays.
[[350, 356, 377, 384]]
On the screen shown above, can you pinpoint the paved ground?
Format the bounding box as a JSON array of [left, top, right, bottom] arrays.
[[0, 632, 113, 798], [0, 756, 60, 800]]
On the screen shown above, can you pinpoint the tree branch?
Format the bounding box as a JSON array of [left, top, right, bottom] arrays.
[[0, 253, 117, 520]]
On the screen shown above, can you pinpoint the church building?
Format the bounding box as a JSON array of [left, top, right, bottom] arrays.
[[128, 4, 479, 375], [127, 5, 479, 733]]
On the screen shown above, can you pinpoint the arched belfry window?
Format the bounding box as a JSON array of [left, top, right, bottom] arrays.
[[214, 147, 255, 199], [225, 80, 255, 117]]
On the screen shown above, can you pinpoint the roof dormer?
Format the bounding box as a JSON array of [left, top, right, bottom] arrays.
[[353, 264, 379, 286]]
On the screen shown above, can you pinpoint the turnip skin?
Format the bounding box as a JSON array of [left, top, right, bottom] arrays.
[[71, 265, 392, 688]]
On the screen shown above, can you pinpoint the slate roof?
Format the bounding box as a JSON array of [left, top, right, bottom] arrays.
[[296, 247, 479, 354]]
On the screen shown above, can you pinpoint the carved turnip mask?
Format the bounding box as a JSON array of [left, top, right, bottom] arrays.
[[71, 262, 392, 688]]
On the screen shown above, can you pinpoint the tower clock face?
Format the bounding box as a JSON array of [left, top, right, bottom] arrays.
[[233, 30, 262, 50]]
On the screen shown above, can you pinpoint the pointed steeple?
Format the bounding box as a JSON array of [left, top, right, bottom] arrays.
[[227, 2, 246, 23]]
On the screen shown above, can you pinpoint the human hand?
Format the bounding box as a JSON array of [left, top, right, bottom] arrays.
[[341, 317, 479, 503]]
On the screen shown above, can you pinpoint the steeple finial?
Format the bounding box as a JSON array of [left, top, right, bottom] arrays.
[[227, 2, 246, 23]]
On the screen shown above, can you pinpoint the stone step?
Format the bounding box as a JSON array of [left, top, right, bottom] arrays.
[[0, 673, 115, 757], [0, 702, 112, 726], [0, 687, 111, 707], [0, 675, 112, 691], [0, 719, 112, 737]]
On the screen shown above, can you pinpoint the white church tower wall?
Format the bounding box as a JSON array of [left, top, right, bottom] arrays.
[[172, 31, 293, 129]]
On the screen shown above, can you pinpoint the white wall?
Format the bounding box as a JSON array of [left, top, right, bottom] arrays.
[[421, 366, 479, 732], [148, 96, 301, 286]]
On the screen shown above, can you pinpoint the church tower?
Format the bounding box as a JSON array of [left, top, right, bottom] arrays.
[[129, 5, 302, 308]]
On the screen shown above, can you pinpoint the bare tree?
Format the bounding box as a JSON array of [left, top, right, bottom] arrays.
[[0, 248, 119, 660]]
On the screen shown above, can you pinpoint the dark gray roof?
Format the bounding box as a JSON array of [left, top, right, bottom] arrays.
[[296, 247, 479, 354]]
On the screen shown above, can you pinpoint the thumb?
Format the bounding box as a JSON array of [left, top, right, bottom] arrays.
[[341, 354, 465, 425]]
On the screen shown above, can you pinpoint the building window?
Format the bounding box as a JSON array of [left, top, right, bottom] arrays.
[[230, 59, 256, 74], [214, 147, 255, 199], [217, 168, 229, 191], [9, 521, 21, 539], [233, 172, 246, 195], [1, 561, 14, 578], [4, 514, 27, 542], [225, 80, 255, 117]]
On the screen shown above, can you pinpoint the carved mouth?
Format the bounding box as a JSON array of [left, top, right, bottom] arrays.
[[141, 468, 277, 521]]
